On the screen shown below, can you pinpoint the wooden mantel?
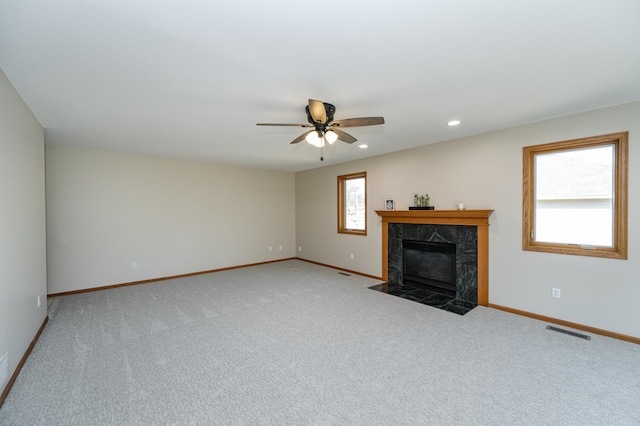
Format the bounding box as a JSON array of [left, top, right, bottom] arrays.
[[375, 210, 494, 306]]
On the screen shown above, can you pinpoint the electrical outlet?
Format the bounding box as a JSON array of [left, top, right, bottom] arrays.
[[278, 245, 282, 251], [350, 253, 354, 260], [268, 246, 272, 252], [37, 295, 41, 308], [552, 288, 561, 298], [131, 261, 138, 269], [298, 246, 302, 252]]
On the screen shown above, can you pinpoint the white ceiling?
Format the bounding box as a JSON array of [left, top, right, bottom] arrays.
[[1, 0, 639, 172]]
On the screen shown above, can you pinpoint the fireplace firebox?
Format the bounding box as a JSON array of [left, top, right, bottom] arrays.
[[402, 240, 457, 296]]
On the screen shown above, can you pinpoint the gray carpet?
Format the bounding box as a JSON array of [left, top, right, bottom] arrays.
[[1, 260, 639, 425]]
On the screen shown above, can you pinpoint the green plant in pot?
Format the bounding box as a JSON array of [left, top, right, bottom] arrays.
[[414, 193, 430, 207]]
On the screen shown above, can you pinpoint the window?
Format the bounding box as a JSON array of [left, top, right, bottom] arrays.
[[523, 132, 628, 259], [338, 172, 367, 235]]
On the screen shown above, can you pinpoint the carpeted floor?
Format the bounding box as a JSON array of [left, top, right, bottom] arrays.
[[1, 260, 639, 425]]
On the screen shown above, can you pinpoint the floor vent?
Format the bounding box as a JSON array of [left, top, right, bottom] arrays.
[[337, 272, 351, 277], [546, 325, 591, 341]]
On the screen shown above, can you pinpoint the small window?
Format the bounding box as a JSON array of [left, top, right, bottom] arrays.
[[523, 132, 628, 259], [338, 172, 367, 235]]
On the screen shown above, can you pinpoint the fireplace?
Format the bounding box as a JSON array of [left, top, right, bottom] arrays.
[[375, 209, 493, 306], [403, 240, 456, 296]]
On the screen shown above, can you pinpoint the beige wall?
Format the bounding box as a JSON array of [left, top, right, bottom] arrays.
[[46, 146, 296, 294], [0, 68, 47, 394], [296, 101, 640, 339]]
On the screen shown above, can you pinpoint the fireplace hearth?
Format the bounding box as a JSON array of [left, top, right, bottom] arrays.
[[368, 282, 476, 315]]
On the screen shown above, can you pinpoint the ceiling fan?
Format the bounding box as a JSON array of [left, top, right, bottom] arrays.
[[257, 99, 385, 150]]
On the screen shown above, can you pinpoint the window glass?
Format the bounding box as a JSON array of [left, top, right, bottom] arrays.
[[534, 145, 614, 246]]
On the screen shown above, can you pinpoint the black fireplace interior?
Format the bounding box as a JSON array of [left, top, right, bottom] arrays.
[[403, 240, 456, 296]]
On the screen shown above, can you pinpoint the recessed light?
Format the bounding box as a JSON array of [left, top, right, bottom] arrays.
[[447, 120, 461, 126], [358, 144, 368, 149]]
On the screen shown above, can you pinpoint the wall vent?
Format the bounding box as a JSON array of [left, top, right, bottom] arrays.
[[546, 325, 591, 340], [0, 351, 8, 390]]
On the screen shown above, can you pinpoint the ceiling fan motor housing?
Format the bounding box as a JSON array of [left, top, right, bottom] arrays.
[[306, 102, 335, 127]]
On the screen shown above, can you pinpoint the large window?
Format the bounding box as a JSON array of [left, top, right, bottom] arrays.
[[523, 132, 627, 259], [338, 171, 367, 235]]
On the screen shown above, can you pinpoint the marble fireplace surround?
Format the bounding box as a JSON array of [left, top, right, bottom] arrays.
[[375, 210, 494, 306]]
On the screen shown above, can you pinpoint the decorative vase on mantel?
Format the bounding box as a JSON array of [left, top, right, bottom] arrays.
[[409, 193, 434, 210]]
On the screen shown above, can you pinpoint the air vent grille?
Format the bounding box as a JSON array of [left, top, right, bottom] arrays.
[[546, 325, 591, 340]]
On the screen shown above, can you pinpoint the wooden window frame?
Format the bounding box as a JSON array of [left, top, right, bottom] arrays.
[[338, 171, 367, 236], [523, 132, 628, 259]]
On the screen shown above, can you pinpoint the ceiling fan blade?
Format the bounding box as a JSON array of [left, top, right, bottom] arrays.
[[257, 123, 312, 127], [333, 128, 358, 144], [290, 130, 315, 144], [308, 99, 328, 124], [331, 117, 385, 128]]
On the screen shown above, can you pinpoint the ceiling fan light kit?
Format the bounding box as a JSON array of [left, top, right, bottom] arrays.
[[305, 131, 323, 147], [257, 99, 384, 158], [305, 129, 338, 147], [324, 130, 338, 144]]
